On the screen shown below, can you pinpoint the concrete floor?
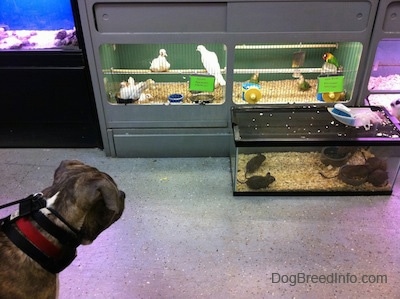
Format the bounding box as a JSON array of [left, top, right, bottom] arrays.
[[0, 148, 399, 299]]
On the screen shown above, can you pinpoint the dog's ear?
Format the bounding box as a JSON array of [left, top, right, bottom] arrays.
[[79, 175, 125, 244], [53, 160, 86, 182], [94, 175, 125, 214], [42, 160, 87, 197]]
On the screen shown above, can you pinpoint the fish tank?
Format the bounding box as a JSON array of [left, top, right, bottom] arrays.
[[0, 0, 79, 50], [366, 39, 400, 120], [231, 106, 400, 195]]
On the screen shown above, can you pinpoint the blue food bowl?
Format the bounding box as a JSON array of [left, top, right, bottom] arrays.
[[168, 93, 184, 104], [327, 104, 355, 126]]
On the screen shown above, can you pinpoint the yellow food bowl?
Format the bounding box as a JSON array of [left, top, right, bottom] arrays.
[[242, 83, 262, 104]]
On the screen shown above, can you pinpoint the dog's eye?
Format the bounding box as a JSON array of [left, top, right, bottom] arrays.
[[396, 100, 400, 105], [391, 102, 395, 107]]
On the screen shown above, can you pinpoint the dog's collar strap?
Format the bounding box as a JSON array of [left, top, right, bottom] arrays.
[[1, 216, 77, 274], [18, 193, 47, 218], [0, 193, 47, 223], [45, 207, 81, 237], [15, 217, 61, 257], [32, 210, 81, 247]]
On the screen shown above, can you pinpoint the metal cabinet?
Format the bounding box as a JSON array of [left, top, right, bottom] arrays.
[[78, 0, 378, 157]]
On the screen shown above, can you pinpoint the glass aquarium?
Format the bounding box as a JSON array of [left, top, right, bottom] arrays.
[[231, 106, 400, 195], [366, 39, 400, 120], [233, 42, 363, 105], [100, 43, 226, 105], [0, 0, 78, 50]]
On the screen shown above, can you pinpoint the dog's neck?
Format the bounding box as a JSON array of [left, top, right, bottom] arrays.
[[0, 193, 82, 274]]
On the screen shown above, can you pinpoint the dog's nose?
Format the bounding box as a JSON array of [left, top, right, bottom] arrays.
[[119, 190, 126, 200]]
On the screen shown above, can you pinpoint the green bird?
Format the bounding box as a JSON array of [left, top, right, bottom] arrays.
[[323, 52, 339, 68], [298, 75, 311, 91], [248, 72, 260, 84]]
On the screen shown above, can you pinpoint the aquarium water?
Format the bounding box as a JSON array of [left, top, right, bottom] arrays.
[[0, 0, 78, 50]]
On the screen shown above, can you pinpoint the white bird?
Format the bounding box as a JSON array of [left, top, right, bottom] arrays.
[[196, 45, 226, 87], [119, 77, 136, 99], [128, 79, 155, 100], [127, 76, 135, 86], [150, 49, 170, 72], [119, 81, 132, 99], [119, 78, 155, 100]]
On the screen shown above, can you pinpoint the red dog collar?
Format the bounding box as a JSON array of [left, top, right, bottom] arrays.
[[15, 217, 61, 258]]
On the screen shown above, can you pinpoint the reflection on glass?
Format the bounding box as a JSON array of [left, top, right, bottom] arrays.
[[367, 39, 400, 119]]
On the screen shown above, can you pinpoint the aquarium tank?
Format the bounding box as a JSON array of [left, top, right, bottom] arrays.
[[230, 106, 400, 196], [0, 0, 78, 50]]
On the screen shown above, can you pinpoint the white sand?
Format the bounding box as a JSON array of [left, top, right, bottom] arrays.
[[0, 29, 76, 50]]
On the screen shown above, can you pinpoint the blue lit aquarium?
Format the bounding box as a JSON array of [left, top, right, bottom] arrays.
[[0, 0, 78, 50]]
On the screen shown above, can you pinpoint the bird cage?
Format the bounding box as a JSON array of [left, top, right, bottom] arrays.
[[232, 42, 363, 104], [100, 43, 227, 105]]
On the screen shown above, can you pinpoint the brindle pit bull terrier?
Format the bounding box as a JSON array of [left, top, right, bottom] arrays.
[[0, 160, 125, 299]]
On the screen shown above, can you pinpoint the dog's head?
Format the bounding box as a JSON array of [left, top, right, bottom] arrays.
[[42, 160, 125, 245]]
